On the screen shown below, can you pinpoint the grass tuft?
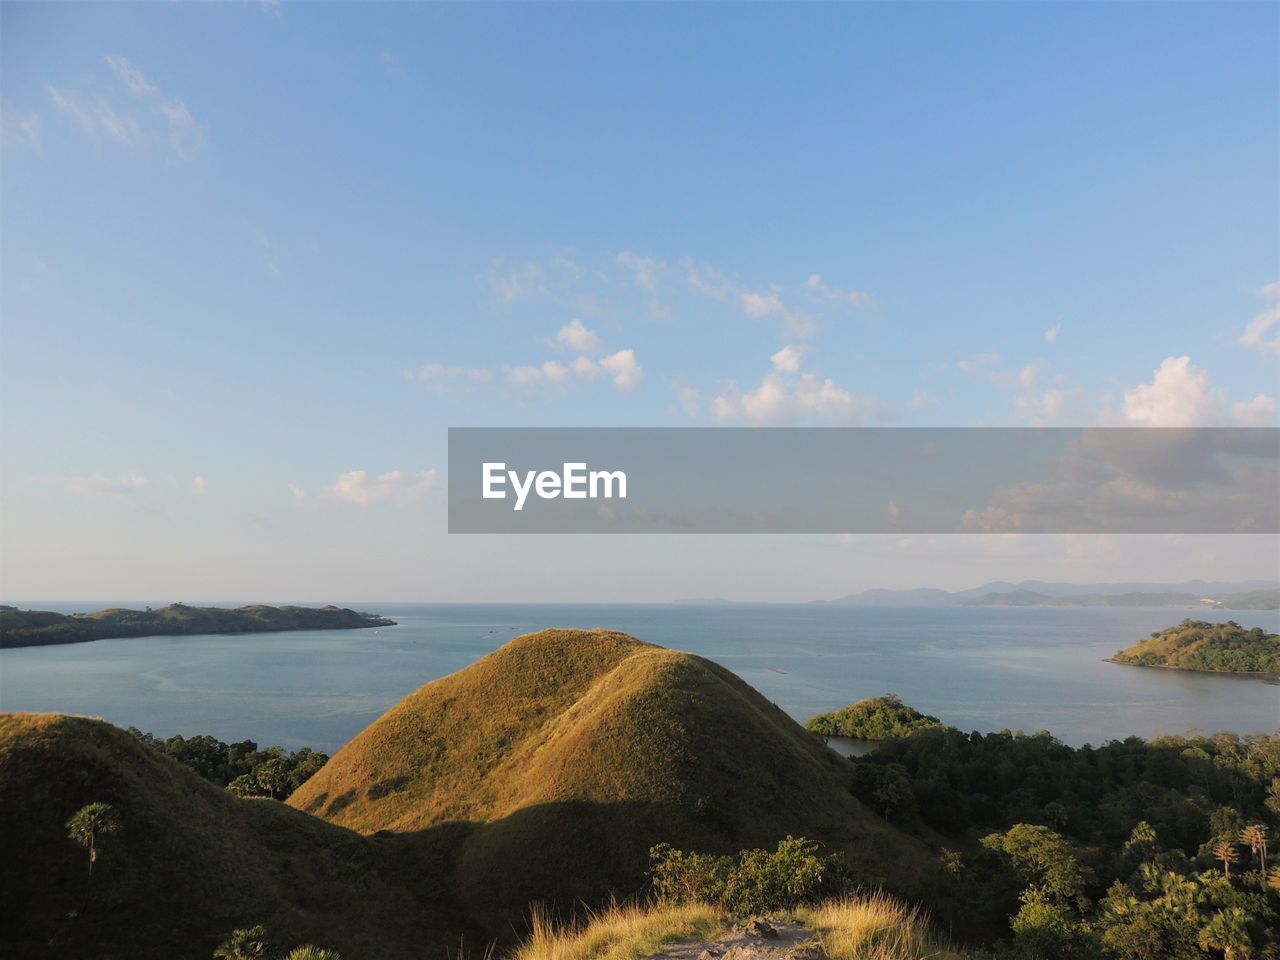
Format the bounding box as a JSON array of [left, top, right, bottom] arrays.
[[799, 893, 961, 960], [513, 901, 725, 960]]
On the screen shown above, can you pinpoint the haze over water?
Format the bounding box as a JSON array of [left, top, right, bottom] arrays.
[[1, 604, 1276, 753]]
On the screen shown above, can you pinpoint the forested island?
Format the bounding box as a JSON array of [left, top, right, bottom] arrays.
[[0, 603, 395, 649], [1110, 619, 1280, 678], [805, 694, 942, 740]]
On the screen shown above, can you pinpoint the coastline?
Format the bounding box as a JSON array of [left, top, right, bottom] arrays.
[[1104, 657, 1280, 683]]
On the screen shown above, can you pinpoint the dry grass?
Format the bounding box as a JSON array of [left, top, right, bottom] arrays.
[[512, 901, 725, 960], [799, 894, 962, 960]]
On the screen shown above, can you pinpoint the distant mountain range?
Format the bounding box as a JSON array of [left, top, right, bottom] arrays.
[[817, 580, 1280, 610]]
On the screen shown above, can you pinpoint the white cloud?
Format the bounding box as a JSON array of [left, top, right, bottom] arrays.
[[599, 348, 643, 391], [1239, 284, 1280, 356], [616, 250, 660, 291], [288, 483, 307, 505], [552, 319, 603, 355], [191, 475, 207, 495], [48, 85, 140, 146], [710, 358, 886, 425], [907, 390, 936, 411], [1122, 356, 1221, 426], [316, 469, 439, 507], [739, 285, 816, 338], [1232, 393, 1278, 425], [1044, 323, 1061, 343], [685, 260, 734, 301], [0, 108, 42, 150], [507, 360, 570, 386], [105, 55, 157, 97], [770, 343, 807, 374], [48, 57, 204, 158], [676, 386, 701, 417], [45, 470, 146, 495], [411, 362, 492, 390], [807, 273, 874, 307], [1121, 355, 1276, 426]]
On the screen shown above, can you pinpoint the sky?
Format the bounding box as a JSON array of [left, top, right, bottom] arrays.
[[1, 1, 1278, 603]]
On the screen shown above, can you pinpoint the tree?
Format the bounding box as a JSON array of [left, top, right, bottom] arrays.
[[1239, 824, 1268, 877], [213, 925, 272, 960], [1215, 838, 1240, 879], [66, 802, 122, 878], [1267, 866, 1280, 893], [283, 947, 341, 960], [1197, 908, 1254, 960]]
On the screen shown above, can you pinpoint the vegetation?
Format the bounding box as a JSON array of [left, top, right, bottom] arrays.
[[127, 728, 328, 798], [66, 801, 122, 879], [288, 629, 932, 922], [4, 628, 1278, 959], [1111, 619, 1280, 676], [213, 926, 343, 960], [0, 713, 458, 960], [512, 901, 724, 960], [847, 714, 1280, 956], [805, 694, 942, 740], [649, 836, 847, 914], [799, 893, 963, 960], [0, 603, 395, 649]]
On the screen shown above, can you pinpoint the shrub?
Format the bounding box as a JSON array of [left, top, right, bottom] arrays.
[[650, 836, 845, 914]]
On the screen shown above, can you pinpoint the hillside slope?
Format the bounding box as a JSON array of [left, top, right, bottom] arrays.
[[0, 714, 458, 960], [1111, 619, 1280, 676], [289, 629, 932, 920]]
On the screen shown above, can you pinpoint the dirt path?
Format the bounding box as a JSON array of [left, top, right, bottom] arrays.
[[646, 919, 822, 960]]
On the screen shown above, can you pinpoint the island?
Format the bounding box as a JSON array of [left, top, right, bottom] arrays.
[[1109, 618, 1280, 678], [805, 693, 942, 739], [0, 602, 396, 649]]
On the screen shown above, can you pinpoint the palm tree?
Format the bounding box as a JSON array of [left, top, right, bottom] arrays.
[[1240, 824, 1268, 877], [283, 947, 342, 960], [213, 926, 272, 960], [1197, 907, 1254, 960], [65, 802, 122, 878], [1215, 837, 1240, 879]]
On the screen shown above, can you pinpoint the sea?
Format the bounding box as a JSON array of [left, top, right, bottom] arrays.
[[1, 603, 1276, 753]]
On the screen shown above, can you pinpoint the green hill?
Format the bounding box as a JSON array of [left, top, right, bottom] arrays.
[[0, 603, 395, 648], [288, 628, 933, 925], [0, 713, 461, 960], [1110, 618, 1280, 676], [806, 694, 942, 740]]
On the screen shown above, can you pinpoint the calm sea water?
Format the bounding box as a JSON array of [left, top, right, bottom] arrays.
[[1, 604, 1276, 753]]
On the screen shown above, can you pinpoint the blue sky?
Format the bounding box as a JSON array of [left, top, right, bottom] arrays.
[[2, 1, 1277, 601]]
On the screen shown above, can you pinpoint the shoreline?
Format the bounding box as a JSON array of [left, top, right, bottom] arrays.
[[1104, 657, 1280, 683]]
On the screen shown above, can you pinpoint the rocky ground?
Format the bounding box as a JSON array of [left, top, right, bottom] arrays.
[[647, 919, 822, 960]]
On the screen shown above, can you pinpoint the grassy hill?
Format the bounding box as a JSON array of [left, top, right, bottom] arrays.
[[289, 629, 933, 924], [0, 713, 461, 960], [1110, 618, 1280, 676], [0, 603, 395, 648]]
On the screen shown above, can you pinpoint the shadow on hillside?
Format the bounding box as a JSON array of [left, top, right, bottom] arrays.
[[376, 795, 924, 945]]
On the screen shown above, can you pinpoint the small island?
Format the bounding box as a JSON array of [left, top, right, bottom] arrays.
[[805, 693, 942, 740], [1109, 618, 1280, 679], [0, 603, 396, 649]]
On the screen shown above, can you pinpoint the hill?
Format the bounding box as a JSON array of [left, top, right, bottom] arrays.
[[0, 603, 395, 648], [1110, 619, 1280, 677], [805, 695, 942, 740], [288, 628, 933, 925], [0, 713, 460, 960]]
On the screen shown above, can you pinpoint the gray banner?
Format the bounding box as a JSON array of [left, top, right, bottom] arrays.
[[447, 427, 1280, 534]]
